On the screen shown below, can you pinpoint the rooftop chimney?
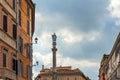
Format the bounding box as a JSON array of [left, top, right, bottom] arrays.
[[42, 65, 44, 70]]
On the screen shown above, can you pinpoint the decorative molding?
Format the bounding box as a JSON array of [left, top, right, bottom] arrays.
[[0, 68, 17, 80], [0, 0, 16, 19], [0, 29, 16, 49]]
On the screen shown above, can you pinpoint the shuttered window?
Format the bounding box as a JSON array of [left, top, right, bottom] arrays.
[[3, 15, 7, 32], [18, 36, 23, 53], [3, 53, 6, 67], [18, 60, 23, 75], [27, 65, 32, 79], [3, 48, 8, 67], [27, 45, 31, 59], [27, 21, 30, 35], [18, 10, 21, 26], [13, 0, 16, 10], [13, 24, 17, 40], [12, 58, 18, 74], [27, 5, 30, 16]]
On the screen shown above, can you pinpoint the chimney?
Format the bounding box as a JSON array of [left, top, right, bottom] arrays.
[[42, 65, 44, 70]]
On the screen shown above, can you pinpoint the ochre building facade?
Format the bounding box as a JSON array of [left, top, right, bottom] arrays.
[[35, 66, 89, 80], [0, 0, 35, 80]]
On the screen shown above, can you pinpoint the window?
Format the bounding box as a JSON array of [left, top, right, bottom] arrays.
[[12, 57, 18, 74], [13, 24, 17, 39], [27, 65, 32, 79], [18, 36, 23, 53], [18, 10, 21, 26], [27, 5, 30, 16], [12, 58, 16, 70], [3, 53, 6, 67], [3, 15, 7, 32], [5, 78, 12, 80], [115, 44, 120, 57], [27, 21, 30, 35], [5, 0, 8, 2], [27, 45, 31, 59], [75, 77, 77, 80], [12, 0, 16, 10], [3, 48, 8, 67], [18, 0, 22, 6], [18, 60, 23, 75]]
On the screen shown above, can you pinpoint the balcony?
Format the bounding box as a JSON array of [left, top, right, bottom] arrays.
[[0, 68, 17, 80], [0, 29, 16, 49], [0, 0, 16, 19]]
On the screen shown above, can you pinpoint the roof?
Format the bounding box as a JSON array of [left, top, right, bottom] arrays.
[[36, 66, 87, 79]]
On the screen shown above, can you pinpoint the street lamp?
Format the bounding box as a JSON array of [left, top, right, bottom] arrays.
[[35, 37, 38, 44], [32, 61, 39, 67], [24, 37, 38, 46]]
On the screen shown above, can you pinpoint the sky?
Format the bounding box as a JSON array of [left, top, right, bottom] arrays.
[[32, 0, 120, 80]]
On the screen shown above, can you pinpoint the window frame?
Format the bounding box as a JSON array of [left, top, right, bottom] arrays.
[[27, 20, 30, 35], [18, 36, 23, 53], [3, 14, 7, 32], [18, 10, 21, 26], [12, 0, 16, 10], [3, 53, 6, 67], [18, 59, 23, 75], [3, 48, 8, 67], [13, 24, 17, 40], [26, 45, 31, 59], [27, 65, 32, 79]]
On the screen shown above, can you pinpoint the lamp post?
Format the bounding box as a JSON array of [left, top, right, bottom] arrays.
[[25, 37, 39, 80], [52, 33, 57, 80]]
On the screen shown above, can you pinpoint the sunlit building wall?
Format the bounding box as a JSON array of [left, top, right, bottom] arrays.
[[0, 0, 35, 80]]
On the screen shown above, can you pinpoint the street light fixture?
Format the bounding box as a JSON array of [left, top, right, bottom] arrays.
[[32, 61, 39, 67], [35, 37, 38, 44], [24, 37, 38, 46]]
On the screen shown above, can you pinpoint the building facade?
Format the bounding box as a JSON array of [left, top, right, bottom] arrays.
[[0, 0, 35, 80], [99, 33, 120, 80], [99, 54, 109, 80], [35, 66, 89, 80]]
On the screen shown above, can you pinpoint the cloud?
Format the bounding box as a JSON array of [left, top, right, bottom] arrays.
[[57, 29, 101, 44], [32, 0, 115, 80], [108, 0, 120, 18], [59, 57, 99, 68], [33, 51, 99, 69], [35, 12, 70, 33], [37, 32, 51, 48], [34, 0, 109, 35], [33, 52, 52, 66], [34, 26, 101, 47], [108, 0, 120, 26]]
